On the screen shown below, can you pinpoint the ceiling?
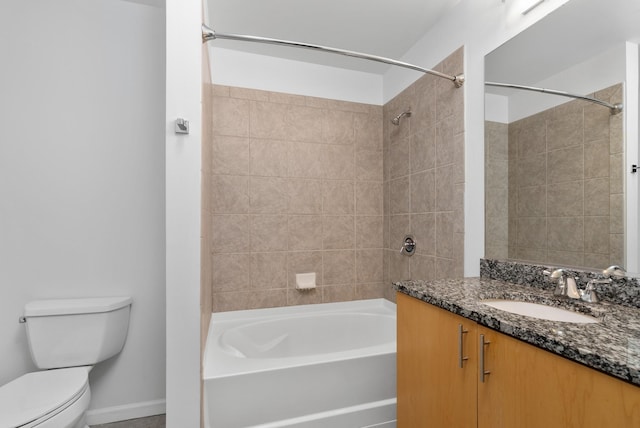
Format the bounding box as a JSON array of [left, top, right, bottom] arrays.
[[486, 0, 640, 93], [204, 0, 461, 74]]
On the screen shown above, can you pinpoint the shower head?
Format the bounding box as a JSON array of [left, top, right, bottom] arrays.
[[391, 110, 411, 126]]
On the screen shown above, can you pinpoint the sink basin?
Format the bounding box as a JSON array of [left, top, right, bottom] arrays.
[[481, 300, 599, 323]]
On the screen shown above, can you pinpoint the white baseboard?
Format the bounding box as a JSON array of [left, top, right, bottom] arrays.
[[85, 399, 166, 425]]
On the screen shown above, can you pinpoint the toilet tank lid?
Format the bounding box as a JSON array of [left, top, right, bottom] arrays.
[[24, 296, 132, 317]]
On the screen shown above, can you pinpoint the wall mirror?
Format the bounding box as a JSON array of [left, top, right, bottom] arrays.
[[484, 0, 640, 272]]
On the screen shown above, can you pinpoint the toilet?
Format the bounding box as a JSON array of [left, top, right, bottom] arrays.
[[0, 296, 132, 428]]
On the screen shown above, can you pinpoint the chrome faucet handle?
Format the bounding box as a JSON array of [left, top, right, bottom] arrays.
[[543, 269, 567, 296], [581, 278, 611, 303], [603, 265, 626, 278]]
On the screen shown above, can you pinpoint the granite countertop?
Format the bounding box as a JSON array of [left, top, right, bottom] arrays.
[[394, 277, 640, 386]]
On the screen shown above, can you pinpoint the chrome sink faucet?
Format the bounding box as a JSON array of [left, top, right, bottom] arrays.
[[543, 268, 581, 299], [582, 265, 627, 303]]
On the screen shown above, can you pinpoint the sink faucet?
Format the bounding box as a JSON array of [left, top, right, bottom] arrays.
[[602, 265, 626, 278], [543, 268, 581, 299]]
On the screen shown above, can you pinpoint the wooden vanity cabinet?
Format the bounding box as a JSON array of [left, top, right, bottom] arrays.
[[397, 292, 478, 427], [397, 292, 640, 428]]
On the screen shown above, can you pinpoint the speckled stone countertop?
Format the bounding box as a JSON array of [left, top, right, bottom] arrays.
[[394, 277, 640, 386]]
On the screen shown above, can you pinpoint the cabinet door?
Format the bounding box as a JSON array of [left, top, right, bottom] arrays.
[[397, 293, 477, 427], [477, 326, 640, 428]]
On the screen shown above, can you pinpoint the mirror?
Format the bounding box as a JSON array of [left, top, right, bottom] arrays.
[[484, 0, 640, 270]]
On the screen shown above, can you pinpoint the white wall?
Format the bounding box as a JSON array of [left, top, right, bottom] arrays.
[[209, 46, 383, 105], [0, 0, 166, 423], [165, 0, 202, 426]]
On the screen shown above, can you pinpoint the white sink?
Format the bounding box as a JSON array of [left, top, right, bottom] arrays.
[[481, 300, 599, 324]]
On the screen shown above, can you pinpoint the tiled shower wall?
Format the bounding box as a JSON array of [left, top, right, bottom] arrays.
[[203, 85, 385, 311], [486, 83, 624, 269], [485, 121, 509, 259], [383, 47, 465, 294], [203, 48, 465, 311]]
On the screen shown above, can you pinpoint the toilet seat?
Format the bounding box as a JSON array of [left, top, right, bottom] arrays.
[[0, 367, 89, 428]]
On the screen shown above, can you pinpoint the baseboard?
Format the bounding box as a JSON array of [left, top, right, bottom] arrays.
[[85, 399, 166, 425]]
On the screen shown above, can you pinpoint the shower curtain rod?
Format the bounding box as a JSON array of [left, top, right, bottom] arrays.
[[485, 81, 622, 114], [202, 24, 464, 88]]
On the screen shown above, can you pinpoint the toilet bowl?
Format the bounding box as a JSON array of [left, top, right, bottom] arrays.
[[0, 367, 91, 428], [0, 296, 131, 428]]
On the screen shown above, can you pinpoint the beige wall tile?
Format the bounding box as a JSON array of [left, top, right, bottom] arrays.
[[610, 193, 623, 234], [354, 111, 383, 150], [288, 142, 325, 178], [547, 217, 583, 252], [410, 254, 436, 281], [547, 146, 584, 184], [288, 215, 323, 250], [411, 213, 436, 256], [355, 283, 387, 300], [251, 215, 288, 252], [356, 149, 383, 182], [288, 179, 323, 214], [323, 144, 355, 180], [517, 217, 547, 249], [323, 250, 355, 285], [515, 115, 546, 158], [213, 289, 287, 312], [287, 288, 322, 305], [388, 137, 410, 180], [547, 181, 583, 217], [322, 109, 355, 145], [322, 284, 355, 303], [212, 215, 250, 253], [410, 127, 436, 173], [584, 178, 609, 216], [229, 86, 269, 101], [610, 153, 623, 194], [584, 216, 609, 254], [517, 154, 547, 188], [356, 182, 383, 215], [390, 176, 411, 214], [323, 180, 354, 214], [435, 166, 455, 212], [356, 249, 384, 283], [249, 177, 288, 214], [389, 251, 410, 283], [323, 215, 355, 250], [410, 170, 436, 213], [212, 136, 250, 176], [436, 212, 454, 259], [250, 139, 289, 177], [211, 175, 249, 214], [436, 115, 456, 166], [390, 214, 411, 252], [584, 140, 610, 179], [584, 103, 610, 143], [212, 97, 250, 137], [547, 106, 583, 151], [250, 252, 288, 289], [356, 216, 384, 249], [212, 253, 250, 292]]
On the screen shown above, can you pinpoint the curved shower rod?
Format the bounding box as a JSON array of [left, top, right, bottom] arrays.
[[202, 24, 464, 88], [485, 81, 622, 115]]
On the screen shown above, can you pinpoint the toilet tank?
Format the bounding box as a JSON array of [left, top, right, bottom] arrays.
[[23, 297, 132, 369]]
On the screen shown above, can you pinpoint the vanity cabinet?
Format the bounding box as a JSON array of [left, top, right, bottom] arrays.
[[397, 292, 640, 428]]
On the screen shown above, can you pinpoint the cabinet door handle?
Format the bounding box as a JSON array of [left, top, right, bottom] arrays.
[[458, 324, 469, 368], [479, 334, 491, 383]]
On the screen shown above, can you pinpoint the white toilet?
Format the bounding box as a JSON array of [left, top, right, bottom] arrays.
[[0, 296, 132, 428]]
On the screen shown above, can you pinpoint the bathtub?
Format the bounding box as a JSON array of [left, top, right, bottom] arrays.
[[203, 298, 397, 428]]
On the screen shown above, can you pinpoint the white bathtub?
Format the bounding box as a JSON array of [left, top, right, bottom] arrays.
[[203, 298, 397, 428]]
